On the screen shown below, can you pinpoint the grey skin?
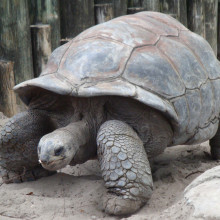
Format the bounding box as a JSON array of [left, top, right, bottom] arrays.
[[37, 95, 173, 215], [2, 11, 220, 216]]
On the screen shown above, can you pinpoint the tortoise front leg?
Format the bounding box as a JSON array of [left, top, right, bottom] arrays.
[[0, 110, 56, 183], [97, 120, 153, 215]]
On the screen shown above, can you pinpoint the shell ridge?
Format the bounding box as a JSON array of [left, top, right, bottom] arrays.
[[179, 30, 209, 78], [73, 35, 134, 48], [140, 12, 187, 31], [57, 40, 75, 73], [156, 39, 186, 92]]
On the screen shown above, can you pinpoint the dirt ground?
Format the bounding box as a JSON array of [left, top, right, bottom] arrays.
[[0, 141, 219, 220]]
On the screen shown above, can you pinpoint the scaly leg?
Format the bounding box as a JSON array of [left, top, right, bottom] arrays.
[[97, 120, 153, 215]]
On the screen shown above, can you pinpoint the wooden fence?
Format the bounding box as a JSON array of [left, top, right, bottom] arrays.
[[0, 0, 219, 116]]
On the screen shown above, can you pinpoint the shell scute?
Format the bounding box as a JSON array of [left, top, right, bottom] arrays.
[[185, 89, 202, 134], [59, 39, 132, 87], [180, 31, 220, 80], [75, 17, 159, 47], [157, 36, 208, 90], [41, 41, 72, 76], [199, 81, 215, 128], [123, 46, 185, 98]]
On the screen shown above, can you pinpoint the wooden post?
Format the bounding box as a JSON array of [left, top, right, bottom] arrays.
[[142, 0, 160, 11], [127, 0, 160, 14], [128, 0, 142, 7], [95, 4, 114, 24], [187, 0, 206, 38], [204, 0, 218, 56], [160, 0, 187, 26], [0, 0, 34, 86], [127, 0, 144, 14], [60, 0, 95, 38], [28, 0, 61, 51], [113, 0, 127, 17], [127, 7, 145, 14], [30, 24, 52, 77], [95, 0, 111, 3], [0, 60, 17, 117]]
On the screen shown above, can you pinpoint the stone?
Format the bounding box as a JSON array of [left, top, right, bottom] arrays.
[[183, 166, 220, 219]]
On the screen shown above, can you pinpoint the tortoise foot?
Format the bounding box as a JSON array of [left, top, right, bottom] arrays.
[[103, 193, 143, 216], [0, 165, 56, 184]]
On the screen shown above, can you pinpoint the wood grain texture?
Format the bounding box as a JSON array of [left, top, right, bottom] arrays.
[[60, 0, 95, 38], [0, 60, 17, 117], [204, 0, 218, 56], [187, 0, 206, 38], [31, 24, 52, 77], [160, 0, 187, 26], [28, 0, 61, 50], [0, 0, 33, 85], [113, 0, 127, 17], [95, 3, 114, 24]]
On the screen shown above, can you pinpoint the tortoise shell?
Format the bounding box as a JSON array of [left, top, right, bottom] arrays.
[[14, 11, 220, 145]]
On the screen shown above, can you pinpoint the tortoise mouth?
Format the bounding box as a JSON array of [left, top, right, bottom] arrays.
[[39, 157, 67, 171]]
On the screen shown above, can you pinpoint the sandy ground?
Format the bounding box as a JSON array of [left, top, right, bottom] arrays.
[[0, 141, 219, 220]]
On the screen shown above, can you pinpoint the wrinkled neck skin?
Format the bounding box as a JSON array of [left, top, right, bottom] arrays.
[[32, 90, 106, 170]]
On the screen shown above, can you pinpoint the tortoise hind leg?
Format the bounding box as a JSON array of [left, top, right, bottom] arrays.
[[97, 120, 153, 215], [210, 126, 220, 160]]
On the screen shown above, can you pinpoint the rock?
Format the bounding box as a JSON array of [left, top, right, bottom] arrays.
[[183, 165, 220, 219]]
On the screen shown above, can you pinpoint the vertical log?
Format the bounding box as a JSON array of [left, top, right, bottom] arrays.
[[28, 0, 60, 50], [30, 24, 52, 77], [60, 0, 95, 38], [127, 0, 144, 14], [95, 4, 114, 24], [113, 0, 127, 17], [204, 0, 218, 56], [0, 60, 17, 117], [187, 0, 206, 38], [160, 0, 187, 26], [95, 0, 111, 3], [142, 0, 160, 11], [127, 7, 145, 14], [0, 0, 34, 85], [128, 0, 142, 7], [127, 0, 160, 14]]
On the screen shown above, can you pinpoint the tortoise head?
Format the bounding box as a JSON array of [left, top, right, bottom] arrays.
[[38, 120, 95, 171], [38, 128, 77, 171]]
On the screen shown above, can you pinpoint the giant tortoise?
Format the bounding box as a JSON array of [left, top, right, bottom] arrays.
[[1, 11, 220, 215]]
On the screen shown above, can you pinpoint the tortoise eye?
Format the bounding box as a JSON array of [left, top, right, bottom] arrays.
[[54, 147, 64, 156]]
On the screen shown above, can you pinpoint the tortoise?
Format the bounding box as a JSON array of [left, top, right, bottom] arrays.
[[1, 11, 220, 215]]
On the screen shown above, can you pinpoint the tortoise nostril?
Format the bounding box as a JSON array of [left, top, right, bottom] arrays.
[[54, 147, 64, 156]]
